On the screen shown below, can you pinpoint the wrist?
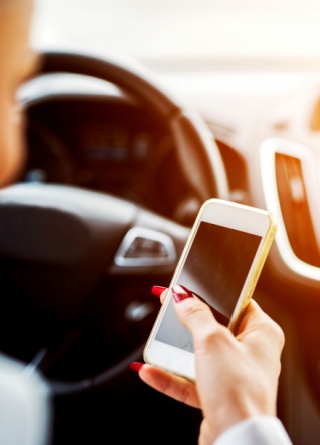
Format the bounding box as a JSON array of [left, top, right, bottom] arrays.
[[208, 395, 276, 442]]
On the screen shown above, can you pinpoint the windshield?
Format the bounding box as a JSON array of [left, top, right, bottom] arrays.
[[32, 0, 320, 67]]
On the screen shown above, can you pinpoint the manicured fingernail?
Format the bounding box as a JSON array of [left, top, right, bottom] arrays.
[[129, 362, 144, 372], [172, 285, 194, 303], [151, 285, 166, 298]]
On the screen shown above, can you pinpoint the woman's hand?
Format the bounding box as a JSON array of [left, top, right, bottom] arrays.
[[131, 285, 285, 445]]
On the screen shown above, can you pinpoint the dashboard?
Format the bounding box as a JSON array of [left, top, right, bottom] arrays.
[[22, 87, 210, 226]]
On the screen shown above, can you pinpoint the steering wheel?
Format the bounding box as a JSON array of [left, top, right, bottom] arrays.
[[0, 50, 229, 396]]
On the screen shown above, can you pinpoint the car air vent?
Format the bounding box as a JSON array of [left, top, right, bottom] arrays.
[[275, 153, 320, 267], [261, 138, 320, 281]]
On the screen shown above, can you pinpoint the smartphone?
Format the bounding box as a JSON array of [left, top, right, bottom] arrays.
[[143, 198, 277, 381]]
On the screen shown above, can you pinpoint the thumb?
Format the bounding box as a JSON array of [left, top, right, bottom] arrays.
[[172, 285, 223, 340]]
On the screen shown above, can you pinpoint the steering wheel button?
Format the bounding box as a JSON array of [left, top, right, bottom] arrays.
[[125, 237, 168, 258], [114, 227, 176, 266]]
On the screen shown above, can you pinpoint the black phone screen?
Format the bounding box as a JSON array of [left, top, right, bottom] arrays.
[[155, 221, 262, 352]]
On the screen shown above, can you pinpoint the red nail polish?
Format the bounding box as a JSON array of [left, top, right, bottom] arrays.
[[129, 362, 144, 372], [151, 285, 166, 298], [172, 284, 194, 303]]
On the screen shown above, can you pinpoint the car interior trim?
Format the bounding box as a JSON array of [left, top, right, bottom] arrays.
[[114, 227, 177, 267], [261, 137, 320, 280]]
